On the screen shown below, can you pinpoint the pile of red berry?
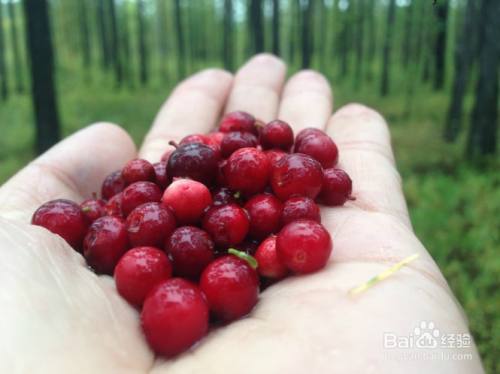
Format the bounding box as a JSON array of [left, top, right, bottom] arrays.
[[31, 111, 354, 357]]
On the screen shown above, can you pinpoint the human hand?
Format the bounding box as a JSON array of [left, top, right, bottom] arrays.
[[0, 55, 483, 373]]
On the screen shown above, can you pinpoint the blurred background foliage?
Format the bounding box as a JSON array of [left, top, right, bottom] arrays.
[[0, 0, 498, 372]]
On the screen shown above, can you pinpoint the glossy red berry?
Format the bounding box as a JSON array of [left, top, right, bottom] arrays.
[[276, 219, 332, 274], [80, 198, 106, 224], [162, 179, 212, 225], [83, 216, 129, 274], [282, 196, 321, 225], [141, 278, 209, 357], [166, 226, 215, 278], [244, 194, 283, 240], [271, 153, 324, 201], [114, 246, 172, 307], [122, 159, 156, 185], [219, 111, 257, 135], [260, 120, 294, 150], [180, 134, 220, 154], [153, 161, 169, 189], [319, 168, 354, 206], [126, 202, 177, 247], [254, 236, 288, 279], [294, 127, 326, 149], [223, 147, 271, 196], [202, 204, 249, 247], [294, 134, 338, 168], [31, 199, 87, 250], [121, 181, 162, 216], [206, 131, 225, 146], [264, 149, 287, 168], [101, 170, 126, 200], [167, 143, 220, 185], [220, 131, 258, 158], [105, 192, 124, 218], [200, 255, 259, 321]]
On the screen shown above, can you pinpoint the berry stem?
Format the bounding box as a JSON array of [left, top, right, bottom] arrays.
[[228, 248, 258, 269]]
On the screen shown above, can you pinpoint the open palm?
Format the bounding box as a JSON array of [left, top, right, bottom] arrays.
[[0, 55, 483, 374]]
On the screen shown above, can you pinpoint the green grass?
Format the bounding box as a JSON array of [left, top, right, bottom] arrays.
[[0, 67, 498, 373]]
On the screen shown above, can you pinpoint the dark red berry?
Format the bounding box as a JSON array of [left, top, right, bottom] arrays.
[[101, 170, 126, 200], [162, 179, 212, 225], [31, 199, 87, 250], [200, 255, 259, 322], [80, 198, 106, 224], [220, 131, 258, 158], [105, 192, 124, 218], [167, 143, 220, 185], [212, 187, 239, 206], [319, 168, 354, 206], [260, 120, 294, 150], [202, 204, 249, 247], [126, 202, 176, 248], [271, 153, 324, 201], [264, 149, 287, 168], [206, 131, 225, 147], [141, 278, 209, 357], [166, 226, 215, 278], [244, 193, 283, 240], [122, 159, 156, 185], [114, 246, 172, 307], [282, 196, 321, 225], [83, 216, 129, 274], [254, 236, 288, 279], [219, 111, 257, 135], [180, 134, 220, 155], [294, 128, 326, 149], [276, 219, 332, 274], [121, 181, 162, 216], [294, 134, 338, 168], [153, 161, 169, 189], [223, 147, 271, 196]]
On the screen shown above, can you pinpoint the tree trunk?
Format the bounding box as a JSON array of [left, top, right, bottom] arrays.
[[444, 0, 480, 141], [7, 0, 24, 93], [401, 0, 414, 68], [96, 0, 110, 70], [78, 0, 91, 69], [301, 0, 313, 68], [467, 0, 500, 156], [137, 0, 148, 85], [0, 3, 8, 100], [23, 0, 61, 154], [380, 0, 396, 96], [249, 0, 264, 54], [174, 0, 186, 79], [156, 0, 168, 82], [223, 0, 233, 70], [366, 0, 376, 62], [433, 0, 449, 90], [107, 0, 122, 86], [272, 0, 280, 56], [354, 0, 365, 88], [120, 0, 133, 87]]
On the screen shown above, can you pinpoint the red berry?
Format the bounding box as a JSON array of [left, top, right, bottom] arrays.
[[162, 179, 212, 225], [223, 147, 271, 196], [31, 199, 87, 250], [206, 131, 225, 146], [282, 196, 321, 225], [121, 181, 162, 216], [101, 170, 126, 200], [319, 168, 354, 206], [83, 216, 129, 274], [219, 111, 257, 135], [294, 134, 338, 168], [254, 236, 288, 279], [180, 134, 220, 155], [166, 226, 215, 278], [122, 159, 156, 185], [220, 131, 258, 158], [167, 143, 220, 185], [264, 149, 287, 168], [271, 153, 324, 201], [126, 202, 177, 248], [202, 204, 249, 247], [200, 255, 259, 321], [294, 128, 326, 149], [153, 161, 169, 189], [260, 120, 294, 150], [114, 246, 172, 307], [80, 198, 106, 224], [244, 193, 283, 240], [141, 278, 209, 357], [276, 219, 332, 274], [105, 192, 124, 218]]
